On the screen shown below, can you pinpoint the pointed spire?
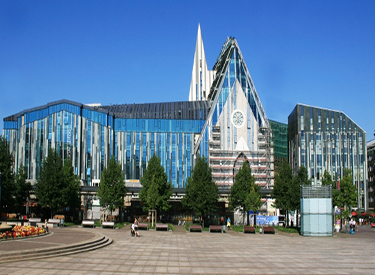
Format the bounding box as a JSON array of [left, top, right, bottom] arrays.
[[189, 24, 215, 101]]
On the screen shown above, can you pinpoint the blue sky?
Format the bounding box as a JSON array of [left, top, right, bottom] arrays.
[[1, 1, 374, 140]]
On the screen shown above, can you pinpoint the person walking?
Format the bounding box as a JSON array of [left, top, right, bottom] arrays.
[[227, 217, 231, 230], [133, 218, 140, 237]]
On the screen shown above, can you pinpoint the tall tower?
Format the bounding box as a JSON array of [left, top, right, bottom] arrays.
[[189, 24, 215, 101]]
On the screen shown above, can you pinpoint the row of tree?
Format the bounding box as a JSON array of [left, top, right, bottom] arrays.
[[4, 133, 356, 226], [137, 154, 261, 227], [0, 136, 82, 218], [1, 134, 262, 224], [0, 136, 33, 215], [272, 160, 358, 225]]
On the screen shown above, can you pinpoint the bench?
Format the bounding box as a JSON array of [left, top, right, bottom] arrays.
[[209, 225, 223, 233], [29, 218, 41, 227], [189, 224, 202, 232], [243, 226, 256, 233], [101, 221, 115, 229], [263, 226, 276, 234], [137, 223, 149, 230], [155, 223, 168, 231], [48, 219, 61, 228], [81, 220, 95, 228]]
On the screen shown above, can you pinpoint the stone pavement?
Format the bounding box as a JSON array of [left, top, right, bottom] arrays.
[[1, 224, 375, 274]]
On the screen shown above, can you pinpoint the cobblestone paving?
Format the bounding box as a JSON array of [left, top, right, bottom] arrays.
[[1, 225, 375, 274]]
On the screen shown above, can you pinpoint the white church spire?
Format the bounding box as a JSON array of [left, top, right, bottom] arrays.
[[189, 24, 215, 101]]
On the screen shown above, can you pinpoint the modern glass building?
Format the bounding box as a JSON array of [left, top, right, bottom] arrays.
[[269, 120, 288, 171], [288, 104, 367, 211], [2, 26, 274, 199], [367, 139, 375, 211], [3, 100, 208, 188]]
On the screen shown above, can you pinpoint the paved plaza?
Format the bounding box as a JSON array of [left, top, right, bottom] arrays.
[[1, 225, 375, 274]]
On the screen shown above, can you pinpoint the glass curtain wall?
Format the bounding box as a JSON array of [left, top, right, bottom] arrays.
[[288, 104, 367, 210]]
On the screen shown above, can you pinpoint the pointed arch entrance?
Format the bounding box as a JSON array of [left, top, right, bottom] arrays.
[[232, 152, 250, 180]]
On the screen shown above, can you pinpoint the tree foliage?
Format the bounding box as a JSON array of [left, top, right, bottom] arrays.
[[14, 165, 32, 214], [35, 149, 81, 217], [62, 159, 81, 211], [273, 162, 310, 227], [140, 154, 173, 212], [272, 160, 293, 213], [290, 166, 310, 227], [97, 156, 127, 219], [290, 166, 309, 212], [35, 149, 64, 216], [182, 156, 218, 226], [0, 136, 15, 212], [229, 161, 261, 225], [139, 154, 173, 214], [337, 169, 357, 218], [322, 170, 340, 207]]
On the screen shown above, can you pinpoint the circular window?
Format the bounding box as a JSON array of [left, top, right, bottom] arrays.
[[231, 110, 245, 128]]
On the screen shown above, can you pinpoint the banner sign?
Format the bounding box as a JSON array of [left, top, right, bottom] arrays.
[[256, 215, 279, 226]]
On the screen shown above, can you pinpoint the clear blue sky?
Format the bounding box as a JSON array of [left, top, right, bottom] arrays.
[[1, 1, 374, 141]]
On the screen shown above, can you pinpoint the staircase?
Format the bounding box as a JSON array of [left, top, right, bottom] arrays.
[[0, 234, 112, 263]]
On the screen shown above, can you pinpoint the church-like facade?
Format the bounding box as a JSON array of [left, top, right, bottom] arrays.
[[3, 26, 275, 211]]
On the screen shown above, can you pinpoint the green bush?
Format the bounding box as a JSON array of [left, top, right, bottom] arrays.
[[115, 222, 128, 229], [274, 226, 299, 233]]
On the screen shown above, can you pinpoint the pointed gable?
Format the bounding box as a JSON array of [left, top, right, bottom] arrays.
[[208, 38, 269, 129], [196, 37, 270, 157]]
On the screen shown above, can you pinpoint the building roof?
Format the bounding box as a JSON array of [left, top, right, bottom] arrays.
[[293, 103, 366, 133], [367, 139, 375, 149], [4, 99, 211, 122], [101, 100, 210, 120]]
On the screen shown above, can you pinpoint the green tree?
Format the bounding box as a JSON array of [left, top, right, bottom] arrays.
[[272, 160, 293, 219], [139, 154, 173, 217], [0, 136, 15, 213], [35, 149, 65, 217], [229, 161, 261, 225], [322, 170, 340, 208], [62, 159, 81, 212], [14, 165, 32, 215], [290, 166, 310, 227], [337, 169, 357, 219], [182, 156, 218, 227], [97, 156, 127, 221]]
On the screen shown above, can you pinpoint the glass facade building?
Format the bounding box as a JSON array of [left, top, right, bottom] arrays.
[[4, 26, 368, 215], [2, 28, 274, 200], [269, 120, 288, 171], [367, 139, 375, 211], [3, 100, 208, 188], [288, 104, 367, 210]]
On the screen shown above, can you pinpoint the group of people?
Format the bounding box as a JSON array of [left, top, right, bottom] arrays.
[[131, 217, 140, 237]]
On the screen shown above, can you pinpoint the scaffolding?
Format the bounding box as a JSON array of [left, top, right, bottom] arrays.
[[208, 125, 274, 191]]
